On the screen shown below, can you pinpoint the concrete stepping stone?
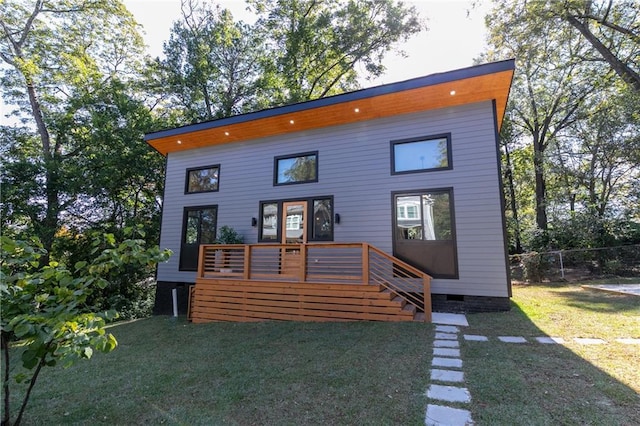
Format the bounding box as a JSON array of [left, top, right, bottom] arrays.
[[433, 348, 460, 358], [426, 404, 473, 426], [435, 332, 458, 340], [574, 338, 605, 345], [463, 334, 488, 342], [434, 340, 459, 348], [432, 357, 463, 368], [616, 338, 640, 344], [432, 312, 469, 327], [535, 337, 565, 344], [427, 384, 471, 403], [498, 336, 527, 343], [435, 325, 459, 333], [431, 369, 464, 383]]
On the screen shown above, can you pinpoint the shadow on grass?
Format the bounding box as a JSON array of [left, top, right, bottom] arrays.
[[461, 301, 640, 425]]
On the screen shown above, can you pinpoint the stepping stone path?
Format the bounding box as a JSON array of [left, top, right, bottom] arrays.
[[461, 335, 639, 345], [424, 312, 638, 425], [426, 314, 473, 426]]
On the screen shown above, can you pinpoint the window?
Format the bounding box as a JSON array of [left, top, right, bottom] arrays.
[[392, 189, 458, 278], [260, 202, 278, 242], [312, 198, 333, 240], [185, 165, 220, 193], [391, 134, 451, 174], [259, 196, 333, 242], [179, 205, 217, 271], [274, 152, 318, 185]]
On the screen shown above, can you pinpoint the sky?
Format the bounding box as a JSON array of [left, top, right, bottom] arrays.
[[124, 0, 491, 87]]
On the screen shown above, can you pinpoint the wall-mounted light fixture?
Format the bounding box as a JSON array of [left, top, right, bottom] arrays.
[[334, 213, 341, 224], [251, 217, 257, 227]]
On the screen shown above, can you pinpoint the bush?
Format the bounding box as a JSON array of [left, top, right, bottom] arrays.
[[520, 251, 548, 282]]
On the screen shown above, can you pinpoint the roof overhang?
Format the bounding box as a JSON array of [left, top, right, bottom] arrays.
[[145, 59, 515, 156]]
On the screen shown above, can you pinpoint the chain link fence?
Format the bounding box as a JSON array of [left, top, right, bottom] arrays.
[[510, 244, 640, 282]]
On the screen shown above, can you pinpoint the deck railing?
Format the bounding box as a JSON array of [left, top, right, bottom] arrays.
[[197, 243, 431, 319]]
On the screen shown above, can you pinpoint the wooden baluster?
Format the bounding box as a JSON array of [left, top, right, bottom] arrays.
[[244, 245, 251, 280]]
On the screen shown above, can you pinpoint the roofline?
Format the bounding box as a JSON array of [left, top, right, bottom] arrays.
[[144, 59, 515, 142]]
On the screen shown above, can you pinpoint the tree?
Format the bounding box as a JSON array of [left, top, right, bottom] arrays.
[[250, 0, 423, 104], [0, 0, 151, 261], [154, 0, 265, 123], [154, 0, 424, 124], [0, 230, 171, 426], [484, 0, 639, 251], [484, 0, 602, 231], [525, 0, 640, 92]]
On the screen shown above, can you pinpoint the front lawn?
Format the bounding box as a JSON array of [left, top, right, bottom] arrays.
[[8, 281, 639, 425], [462, 282, 640, 425], [8, 319, 432, 425]]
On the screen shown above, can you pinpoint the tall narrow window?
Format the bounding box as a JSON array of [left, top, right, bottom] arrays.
[[260, 202, 279, 242], [391, 134, 451, 174], [312, 198, 333, 241], [393, 189, 457, 278], [185, 165, 220, 193], [179, 206, 217, 271], [274, 152, 318, 185]]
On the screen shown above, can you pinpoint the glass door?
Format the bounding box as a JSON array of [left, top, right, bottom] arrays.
[[281, 201, 308, 244], [280, 201, 307, 277]]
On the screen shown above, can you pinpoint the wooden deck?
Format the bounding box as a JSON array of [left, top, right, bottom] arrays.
[[188, 243, 432, 323]]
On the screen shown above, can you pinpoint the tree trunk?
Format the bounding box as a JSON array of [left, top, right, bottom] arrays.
[[2, 332, 10, 426], [503, 141, 523, 253], [533, 145, 548, 231], [566, 15, 640, 92]]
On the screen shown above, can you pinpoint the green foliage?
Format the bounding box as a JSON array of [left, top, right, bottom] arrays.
[[250, 0, 423, 104], [0, 0, 161, 263], [518, 251, 548, 282], [215, 226, 244, 245], [486, 0, 640, 248], [153, 0, 424, 126], [0, 230, 171, 426]]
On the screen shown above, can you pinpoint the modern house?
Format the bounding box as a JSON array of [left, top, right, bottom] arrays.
[[145, 59, 515, 321]]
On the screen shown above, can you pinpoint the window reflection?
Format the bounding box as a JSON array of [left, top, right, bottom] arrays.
[[261, 203, 278, 241], [395, 193, 451, 241], [313, 199, 332, 240], [275, 152, 318, 185], [186, 165, 219, 193], [392, 135, 450, 173]]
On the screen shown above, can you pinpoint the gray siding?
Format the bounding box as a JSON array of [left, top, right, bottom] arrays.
[[157, 101, 509, 297]]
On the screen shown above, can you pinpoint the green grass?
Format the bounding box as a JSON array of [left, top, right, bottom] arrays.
[[462, 282, 640, 425], [8, 319, 432, 425], [7, 281, 639, 425]]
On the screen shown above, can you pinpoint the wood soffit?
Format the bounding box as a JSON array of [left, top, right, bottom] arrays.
[[147, 68, 514, 156]]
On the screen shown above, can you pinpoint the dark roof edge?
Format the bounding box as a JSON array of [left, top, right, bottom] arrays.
[[144, 59, 515, 141]]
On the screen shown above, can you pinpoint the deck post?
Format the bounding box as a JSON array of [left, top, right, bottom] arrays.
[[423, 275, 432, 322], [197, 245, 206, 278], [362, 243, 370, 284], [299, 244, 307, 282], [243, 245, 251, 280]]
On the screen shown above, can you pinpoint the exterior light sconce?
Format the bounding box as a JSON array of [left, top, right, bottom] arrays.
[[334, 213, 341, 224], [251, 217, 257, 227]]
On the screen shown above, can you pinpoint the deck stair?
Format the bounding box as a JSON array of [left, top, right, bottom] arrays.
[[188, 243, 431, 323]]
